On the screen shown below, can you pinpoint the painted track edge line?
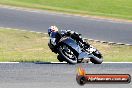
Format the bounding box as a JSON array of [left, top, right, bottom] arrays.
[[0, 62, 19, 63], [50, 62, 132, 64], [0, 62, 132, 64], [84, 38, 132, 46], [0, 27, 46, 34]]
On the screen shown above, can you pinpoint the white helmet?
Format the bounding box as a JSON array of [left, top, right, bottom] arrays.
[[48, 26, 58, 35]]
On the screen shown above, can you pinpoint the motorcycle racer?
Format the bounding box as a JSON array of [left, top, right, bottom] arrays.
[[48, 26, 90, 49], [48, 26, 103, 64]]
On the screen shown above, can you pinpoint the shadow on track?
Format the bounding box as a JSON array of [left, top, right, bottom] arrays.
[[34, 61, 67, 64]]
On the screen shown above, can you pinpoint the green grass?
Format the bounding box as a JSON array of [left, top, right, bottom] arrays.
[[0, 0, 132, 20], [0, 29, 57, 62], [0, 28, 132, 62]]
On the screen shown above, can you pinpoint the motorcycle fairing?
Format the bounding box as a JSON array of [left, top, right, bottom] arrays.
[[59, 37, 82, 54]]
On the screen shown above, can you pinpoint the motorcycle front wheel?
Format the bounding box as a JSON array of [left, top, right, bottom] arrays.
[[58, 44, 77, 64], [57, 55, 64, 62]]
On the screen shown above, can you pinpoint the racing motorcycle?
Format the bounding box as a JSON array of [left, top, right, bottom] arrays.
[[48, 32, 103, 64]]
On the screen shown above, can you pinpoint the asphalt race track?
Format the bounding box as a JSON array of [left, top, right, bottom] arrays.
[[0, 7, 132, 44], [0, 6, 132, 88], [0, 63, 131, 88]]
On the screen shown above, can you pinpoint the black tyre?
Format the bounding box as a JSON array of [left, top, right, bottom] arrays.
[[90, 50, 103, 64], [57, 55, 64, 62], [58, 44, 77, 64]]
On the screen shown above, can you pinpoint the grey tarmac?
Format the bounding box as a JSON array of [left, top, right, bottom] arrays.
[[0, 63, 131, 88]]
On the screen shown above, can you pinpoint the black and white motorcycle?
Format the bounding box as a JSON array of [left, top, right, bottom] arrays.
[[48, 32, 103, 64]]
